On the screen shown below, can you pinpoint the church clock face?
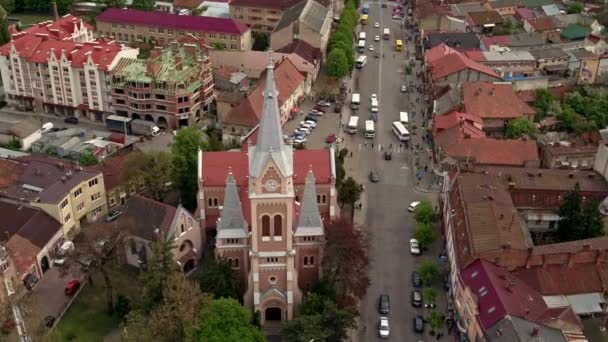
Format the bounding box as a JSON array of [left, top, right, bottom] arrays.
[[264, 180, 279, 192]]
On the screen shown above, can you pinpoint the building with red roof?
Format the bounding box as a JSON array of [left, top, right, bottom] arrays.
[[96, 8, 252, 51], [198, 57, 336, 327], [0, 15, 138, 121], [424, 44, 501, 88], [229, 0, 305, 33]]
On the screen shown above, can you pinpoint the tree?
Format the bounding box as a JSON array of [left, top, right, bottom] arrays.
[[105, 0, 127, 8], [423, 287, 438, 304], [557, 183, 584, 242], [557, 106, 580, 131], [213, 42, 225, 50], [0, 19, 9, 46], [532, 88, 557, 119], [0, 0, 15, 13], [338, 176, 362, 208], [190, 298, 264, 342], [414, 201, 436, 224], [78, 152, 98, 166], [140, 239, 179, 312], [197, 257, 242, 300], [121, 151, 172, 202], [581, 200, 604, 239], [283, 314, 332, 342], [323, 219, 370, 305], [115, 294, 131, 320], [327, 48, 349, 78], [418, 261, 439, 287], [172, 127, 208, 210], [414, 222, 438, 248], [568, 2, 584, 14], [426, 310, 443, 334], [505, 118, 537, 138], [252, 32, 269, 51], [131, 0, 155, 10]]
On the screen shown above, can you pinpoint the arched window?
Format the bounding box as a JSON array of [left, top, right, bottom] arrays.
[[309, 256, 314, 265], [213, 198, 218, 206], [273, 215, 282, 236], [180, 224, 185, 233], [322, 195, 326, 203], [208, 198, 212, 207], [317, 195, 320, 203], [262, 215, 270, 236]]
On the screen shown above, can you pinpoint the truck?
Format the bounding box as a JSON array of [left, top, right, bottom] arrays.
[[364, 120, 375, 138], [362, 3, 369, 14], [105, 115, 161, 136], [383, 28, 390, 40], [351, 93, 360, 109], [347, 116, 359, 134]]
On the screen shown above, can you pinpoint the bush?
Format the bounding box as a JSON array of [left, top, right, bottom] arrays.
[[417, 261, 439, 287]]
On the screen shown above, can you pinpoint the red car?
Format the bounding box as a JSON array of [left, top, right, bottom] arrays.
[[65, 279, 81, 296], [313, 105, 327, 113], [326, 134, 336, 144]]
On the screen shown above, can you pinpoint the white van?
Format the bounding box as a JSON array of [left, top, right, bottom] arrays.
[[41, 122, 54, 133], [399, 112, 409, 125]]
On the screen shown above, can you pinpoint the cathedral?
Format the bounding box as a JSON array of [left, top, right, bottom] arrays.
[[197, 58, 338, 325]]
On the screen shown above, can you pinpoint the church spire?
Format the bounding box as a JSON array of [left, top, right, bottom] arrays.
[[217, 169, 248, 239], [295, 166, 324, 237]]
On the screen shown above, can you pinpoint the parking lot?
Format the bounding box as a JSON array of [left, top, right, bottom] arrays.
[[283, 99, 343, 149]]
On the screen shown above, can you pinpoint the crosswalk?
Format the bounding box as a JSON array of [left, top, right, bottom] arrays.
[[357, 143, 407, 153]]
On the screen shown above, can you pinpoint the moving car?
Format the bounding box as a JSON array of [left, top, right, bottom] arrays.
[[414, 315, 425, 333], [378, 294, 390, 314], [378, 317, 390, 338], [369, 45, 374, 51], [326, 134, 336, 144], [411, 289, 423, 307], [105, 210, 122, 222], [317, 100, 331, 107], [369, 171, 380, 183], [370, 94, 378, 102], [374, 22, 380, 28], [64, 116, 79, 124], [375, 35, 380, 41], [384, 151, 392, 160], [410, 239, 421, 255], [65, 279, 81, 296], [411, 271, 422, 288], [408, 201, 421, 212], [401, 84, 407, 92]]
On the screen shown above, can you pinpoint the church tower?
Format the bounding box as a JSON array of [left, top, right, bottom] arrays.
[[245, 57, 301, 324]]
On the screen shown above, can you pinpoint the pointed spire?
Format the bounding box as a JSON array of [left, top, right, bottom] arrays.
[[255, 50, 287, 153], [217, 168, 248, 238], [295, 167, 324, 236]]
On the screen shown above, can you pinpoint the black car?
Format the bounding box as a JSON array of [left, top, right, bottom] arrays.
[[384, 151, 392, 160], [411, 290, 423, 307], [43, 315, 56, 328], [411, 271, 422, 288], [334, 101, 343, 113], [414, 315, 424, 333], [64, 116, 79, 124], [378, 294, 390, 314], [369, 171, 380, 183]]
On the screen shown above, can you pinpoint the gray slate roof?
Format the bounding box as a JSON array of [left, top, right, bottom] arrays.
[[294, 168, 324, 236], [485, 315, 567, 342], [529, 47, 569, 60], [217, 170, 248, 239], [273, 0, 329, 34], [426, 32, 480, 49], [249, 58, 293, 178], [507, 32, 545, 47], [274, 0, 306, 32]]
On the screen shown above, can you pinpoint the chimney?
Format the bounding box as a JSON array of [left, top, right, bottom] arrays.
[[52, 0, 59, 21]]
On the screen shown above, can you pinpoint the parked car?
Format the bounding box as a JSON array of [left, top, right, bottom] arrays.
[[384, 151, 392, 160], [313, 105, 327, 113], [410, 239, 421, 255], [369, 171, 380, 183], [300, 121, 314, 130], [369, 45, 374, 51], [392, 14, 403, 19], [334, 101, 343, 113], [401, 84, 407, 92], [375, 35, 380, 41], [317, 100, 331, 107], [378, 317, 390, 338], [105, 210, 122, 222], [411, 289, 423, 307], [304, 120, 317, 128], [65, 279, 81, 296], [378, 294, 390, 314], [408, 201, 421, 212], [374, 22, 380, 28], [414, 315, 425, 333], [64, 116, 79, 124], [295, 127, 311, 135], [412, 271, 422, 288], [326, 134, 336, 144], [309, 109, 324, 116], [371, 93, 378, 102], [304, 115, 318, 123], [43, 315, 56, 328]]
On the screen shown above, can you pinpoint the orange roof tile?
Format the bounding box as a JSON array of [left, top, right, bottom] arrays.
[[463, 82, 535, 120]]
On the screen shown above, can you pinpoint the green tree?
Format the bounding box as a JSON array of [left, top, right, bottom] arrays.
[[327, 48, 349, 78], [555, 183, 604, 242], [78, 151, 98, 166], [557, 106, 580, 131], [115, 294, 131, 320], [172, 127, 207, 210], [426, 310, 443, 334], [190, 298, 264, 342], [337, 176, 362, 208], [414, 201, 436, 224], [121, 151, 172, 202], [505, 118, 537, 138], [532, 88, 557, 119], [0, 19, 9, 46], [417, 261, 439, 287], [105, 0, 127, 8], [0, 0, 15, 13], [568, 2, 584, 13], [252, 32, 269, 51], [131, 0, 155, 10], [283, 314, 332, 342], [197, 257, 242, 300], [213, 42, 224, 50], [424, 287, 438, 304], [140, 239, 179, 312], [582, 200, 604, 239], [414, 222, 438, 248]]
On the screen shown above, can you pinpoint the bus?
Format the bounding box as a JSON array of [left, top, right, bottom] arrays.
[[399, 111, 409, 125], [358, 32, 366, 41], [395, 39, 403, 51], [356, 55, 367, 68], [365, 120, 375, 138], [392, 121, 410, 141], [383, 28, 390, 40], [362, 3, 369, 14], [348, 116, 359, 134], [357, 39, 365, 52], [361, 14, 368, 25], [351, 93, 360, 109]]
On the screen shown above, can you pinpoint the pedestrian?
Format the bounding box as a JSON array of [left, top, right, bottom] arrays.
[[390, 143, 393, 149], [350, 151, 353, 157], [371, 143, 374, 148], [380, 145, 383, 151]]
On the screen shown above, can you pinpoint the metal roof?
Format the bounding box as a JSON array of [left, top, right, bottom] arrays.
[[217, 170, 248, 238], [295, 168, 324, 236]]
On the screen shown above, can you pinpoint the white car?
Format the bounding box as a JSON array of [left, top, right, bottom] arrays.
[[309, 109, 324, 116], [401, 85, 407, 92], [295, 127, 311, 135], [300, 121, 314, 130], [408, 201, 421, 212], [375, 35, 380, 41], [374, 22, 380, 28], [305, 120, 317, 128], [410, 239, 421, 255], [392, 14, 402, 19], [378, 317, 390, 339], [369, 45, 374, 51], [370, 93, 378, 102]]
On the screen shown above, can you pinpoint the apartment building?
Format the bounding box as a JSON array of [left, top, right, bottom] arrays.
[[230, 0, 303, 33], [0, 155, 108, 237], [0, 15, 139, 121], [111, 36, 215, 129], [96, 8, 252, 51]]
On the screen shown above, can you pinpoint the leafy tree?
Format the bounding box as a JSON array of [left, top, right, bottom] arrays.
[[573, 120, 598, 134], [121, 151, 172, 202], [323, 219, 370, 305], [505, 118, 537, 138], [131, 0, 155, 11], [283, 314, 332, 342], [414, 201, 436, 224], [1, 138, 20, 151], [115, 294, 131, 320], [0, 19, 9, 46], [426, 310, 443, 334], [582, 199, 604, 239], [418, 261, 439, 287], [172, 127, 207, 210], [252, 32, 269, 51], [0, 0, 15, 13], [78, 151, 98, 166], [558, 182, 583, 242], [335, 148, 348, 184], [424, 287, 438, 304], [414, 222, 438, 248], [532, 88, 557, 119], [327, 48, 349, 78], [557, 106, 580, 131], [190, 298, 264, 342], [338, 176, 362, 208], [197, 257, 242, 300], [568, 2, 584, 14], [140, 239, 179, 312]]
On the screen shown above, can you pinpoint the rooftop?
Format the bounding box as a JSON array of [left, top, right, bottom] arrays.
[[426, 32, 481, 49], [507, 32, 545, 46], [526, 17, 558, 31], [8, 14, 91, 41], [488, 0, 525, 9], [483, 50, 536, 62], [462, 82, 535, 120], [468, 10, 503, 26], [560, 24, 590, 40], [230, 0, 303, 9], [275, 39, 321, 65], [485, 315, 568, 342], [87, 154, 128, 191], [437, 134, 539, 166], [426, 45, 501, 81], [450, 2, 487, 16], [112, 194, 177, 241], [479, 167, 608, 192], [96, 8, 249, 34], [515, 262, 608, 295]]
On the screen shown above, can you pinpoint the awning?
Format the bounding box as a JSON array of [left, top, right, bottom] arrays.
[[567, 293, 604, 314], [483, 23, 496, 28]]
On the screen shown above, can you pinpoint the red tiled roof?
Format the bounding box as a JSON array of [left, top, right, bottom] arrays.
[[87, 154, 128, 191], [526, 17, 558, 31], [427, 45, 500, 81], [174, 0, 204, 9], [9, 14, 92, 41], [463, 50, 487, 62], [415, 0, 449, 19], [230, 0, 302, 10], [481, 35, 511, 47], [433, 110, 484, 137], [5, 234, 40, 277], [515, 262, 608, 296], [276, 39, 322, 65], [437, 133, 539, 166], [0, 158, 25, 188], [425, 43, 459, 65], [96, 8, 249, 34], [462, 82, 535, 120]]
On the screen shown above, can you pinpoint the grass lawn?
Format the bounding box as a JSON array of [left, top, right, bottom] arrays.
[[8, 12, 54, 26]]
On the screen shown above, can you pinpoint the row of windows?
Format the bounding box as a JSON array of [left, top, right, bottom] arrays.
[[261, 215, 282, 237], [208, 194, 327, 208], [107, 26, 239, 40]]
